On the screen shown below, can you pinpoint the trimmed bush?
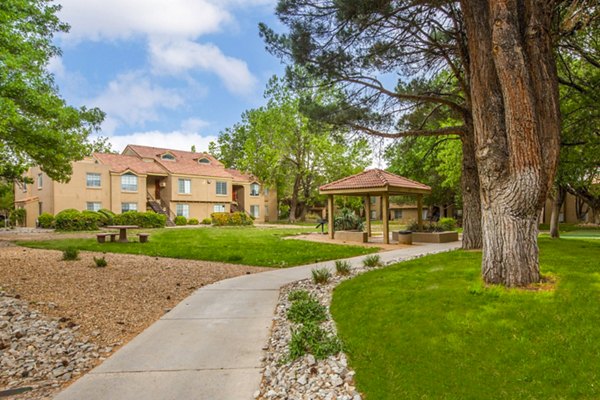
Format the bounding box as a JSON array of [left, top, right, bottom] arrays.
[[201, 217, 212, 225], [55, 209, 100, 231], [113, 211, 167, 228], [38, 212, 54, 229], [98, 208, 116, 224], [210, 212, 253, 226], [187, 218, 199, 225], [174, 216, 187, 226], [63, 247, 79, 261], [439, 217, 457, 231], [312, 267, 331, 284]]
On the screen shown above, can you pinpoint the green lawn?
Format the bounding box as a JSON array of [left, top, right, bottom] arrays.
[[19, 226, 377, 267], [331, 238, 600, 399]]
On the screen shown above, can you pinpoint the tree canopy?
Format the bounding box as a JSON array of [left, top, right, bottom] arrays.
[[0, 0, 105, 183]]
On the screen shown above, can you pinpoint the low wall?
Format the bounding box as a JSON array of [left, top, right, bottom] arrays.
[[412, 231, 459, 243], [334, 231, 368, 243]]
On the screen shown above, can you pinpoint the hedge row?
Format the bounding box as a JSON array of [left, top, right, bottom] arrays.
[[211, 212, 253, 226], [43, 209, 166, 231]]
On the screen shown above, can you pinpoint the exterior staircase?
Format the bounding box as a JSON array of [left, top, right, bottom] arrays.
[[147, 194, 175, 226]]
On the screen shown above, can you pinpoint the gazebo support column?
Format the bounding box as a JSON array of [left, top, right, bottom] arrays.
[[417, 194, 423, 231], [327, 195, 334, 239], [365, 195, 372, 238], [382, 193, 390, 244]]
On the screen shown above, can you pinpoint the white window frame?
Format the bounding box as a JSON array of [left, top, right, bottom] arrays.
[[121, 202, 137, 213], [87, 202, 102, 212], [176, 204, 190, 218], [250, 183, 260, 197], [216, 181, 227, 195], [213, 204, 225, 213], [86, 173, 101, 188], [121, 173, 138, 192], [37, 173, 43, 189], [250, 205, 260, 218], [178, 178, 191, 194]]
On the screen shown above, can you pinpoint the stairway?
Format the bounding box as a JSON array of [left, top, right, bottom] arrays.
[[148, 199, 175, 226]]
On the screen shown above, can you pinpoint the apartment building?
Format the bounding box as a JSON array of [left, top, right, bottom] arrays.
[[14, 145, 277, 227]]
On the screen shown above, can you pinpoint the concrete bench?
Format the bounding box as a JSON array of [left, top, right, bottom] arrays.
[[137, 233, 150, 243], [108, 233, 118, 242], [96, 233, 109, 243]]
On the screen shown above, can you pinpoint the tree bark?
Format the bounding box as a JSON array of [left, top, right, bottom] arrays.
[[549, 185, 566, 238], [461, 120, 483, 249], [289, 175, 302, 223], [461, 1, 561, 287]]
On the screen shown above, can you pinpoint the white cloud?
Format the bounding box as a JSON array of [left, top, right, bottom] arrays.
[[57, 0, 231, 41], [47, 56, 66, 78], [149, 40, 257, 94], [181, 118, 210, 132], [90, 72, 184, 132], [107, 131, 218, 153]]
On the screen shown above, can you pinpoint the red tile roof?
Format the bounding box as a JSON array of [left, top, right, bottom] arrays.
[[320, 169, 431, 193], [122, 145, 246, 180], [94, 153, 168, 175], [226, 168, 257, 183]]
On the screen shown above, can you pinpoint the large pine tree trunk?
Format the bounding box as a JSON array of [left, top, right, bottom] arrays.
[[461, 1, 561, 287], [461, 121, 483, 250]]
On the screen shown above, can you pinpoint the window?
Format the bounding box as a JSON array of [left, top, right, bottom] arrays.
[[176, 204, 190, 218], [86, 173, 101, 188], [37, 173, 43, 189], [370, 210, 377, 220], [161, 153, 175, 160], [121, 173, 138, 192], [250, 205, 260, 218], [121, 202, 137, 213], [216, 181, 227, 195], [213, 204, 225, 213], [250, 183, 260, 196], [394, 210, 403, 219], [87, 202, 101, 212], [178, 178, 191, 194], [198, 158, 210, 164]]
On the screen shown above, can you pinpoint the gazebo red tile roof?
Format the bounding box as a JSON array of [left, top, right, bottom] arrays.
[[319, 169, 431, 195]]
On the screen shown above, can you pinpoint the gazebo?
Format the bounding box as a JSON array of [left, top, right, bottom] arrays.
[[319, 169, 431, 244]]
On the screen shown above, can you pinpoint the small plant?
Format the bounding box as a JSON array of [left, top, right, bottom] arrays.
[[174, 216, 187, 226], [312, 267, 331, 284], [62, 247, 79, 261], [335, 260, 352, 276], [439, 217, 457, 231], [288, 289, 311, 302], [363, 254, 383, 268], [201, 217, 212, 225], [287, 298, 327, 324], [93, 256, 108, 268], [37, 212, 54, 229], [187, 218, 199, 225], [288, 323, 343, 361]]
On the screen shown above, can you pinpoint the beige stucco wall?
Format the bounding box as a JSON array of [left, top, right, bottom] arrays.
[[109, 172, 147, 214], [52, 159, 111, 213]]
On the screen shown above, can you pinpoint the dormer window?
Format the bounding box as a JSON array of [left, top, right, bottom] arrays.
[[161, 153, 175, 161], [198, 157, 210, 164]]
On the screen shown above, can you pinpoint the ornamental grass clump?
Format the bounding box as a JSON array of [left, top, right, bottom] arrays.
[[288, 323, 343, 361], [288, 289, 311, 302], [287, 297, 327, 325], [335, 260, 352, 276], [62, 247, 79, 261], [311, 267, 331, 284], [363, 254, 383, 268], [93, 256, 108, 268]]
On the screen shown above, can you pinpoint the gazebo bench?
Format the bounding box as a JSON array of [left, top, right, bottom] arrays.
[[137, 233, 150, 243]]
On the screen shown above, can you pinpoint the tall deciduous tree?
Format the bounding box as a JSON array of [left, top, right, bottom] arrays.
[[260, 1, 483, 250], [211, 75, 371, 221], [0, 0, 105, 183]]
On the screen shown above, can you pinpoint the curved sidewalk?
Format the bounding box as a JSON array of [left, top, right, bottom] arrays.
[[55, 241, 461, 400]]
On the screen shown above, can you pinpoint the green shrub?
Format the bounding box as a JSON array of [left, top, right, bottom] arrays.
[[93, 256, 107, 268], [288, 290, 311, 302], [174, 216, 187, 226], [439, 217, 457, 231], [98, 208, 116, 224], [9, 208, 26, 227], [287, 298, 327, 324], [312, 267, 331, 284], [187, 218, 199, 225], [201, 217, 212, 225], [63, 247, 79, 261], [210, 212, 253, 226], [363, 254, 383, 268], [288, 323, 343, 361], [335, 260, 352, 276], [54, 209, 100, 231], [113, 211, 166, 228], [82, 210, 106, 227], [38, 212, 54, 229], [334, 208, 364, 231]]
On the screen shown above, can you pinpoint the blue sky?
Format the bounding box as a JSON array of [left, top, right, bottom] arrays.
[[50, 0, 286, 153]]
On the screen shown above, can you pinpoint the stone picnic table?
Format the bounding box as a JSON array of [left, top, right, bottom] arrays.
[[105, 225, 139, 243]]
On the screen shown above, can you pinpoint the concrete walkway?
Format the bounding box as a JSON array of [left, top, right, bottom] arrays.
[[55, 241, 461, 400]]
